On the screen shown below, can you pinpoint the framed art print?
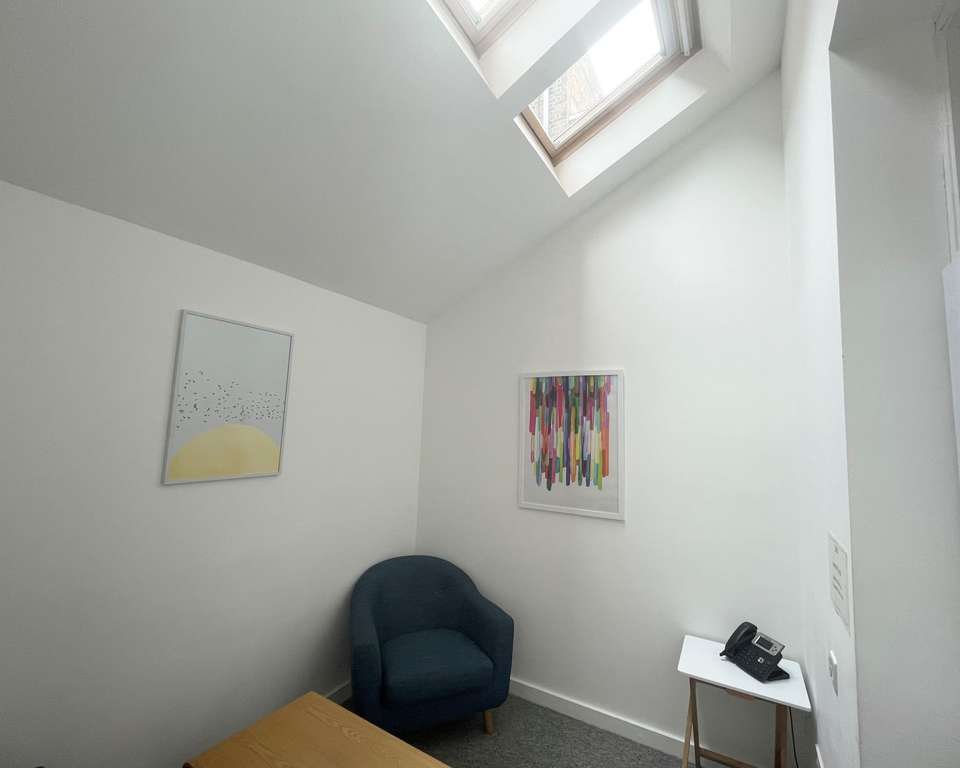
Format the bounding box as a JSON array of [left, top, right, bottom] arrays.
[[162, 311, 293, 484], [518, 370, 624, 520]]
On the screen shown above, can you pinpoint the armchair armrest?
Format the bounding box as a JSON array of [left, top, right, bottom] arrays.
[[460, 589, 514, 691]]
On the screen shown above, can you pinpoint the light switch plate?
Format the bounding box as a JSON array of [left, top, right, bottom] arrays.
[[829, 533, 850, 631]]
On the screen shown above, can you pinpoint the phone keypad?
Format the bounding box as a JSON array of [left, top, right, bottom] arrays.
[[729, 644, 778, 682]]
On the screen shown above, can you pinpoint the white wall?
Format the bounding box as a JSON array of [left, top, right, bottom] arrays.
[[781, 1, 862, 766], [831, 20, 960, 768], [947, 28, 960, 185], [0, 181, 426, 768], [417, 75, 805, 764]]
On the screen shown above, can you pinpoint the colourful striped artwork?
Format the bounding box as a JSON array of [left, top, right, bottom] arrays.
[[527, 374, 613, 492]]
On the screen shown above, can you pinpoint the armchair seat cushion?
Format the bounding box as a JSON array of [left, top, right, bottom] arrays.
[[382, 628, 493, 707]]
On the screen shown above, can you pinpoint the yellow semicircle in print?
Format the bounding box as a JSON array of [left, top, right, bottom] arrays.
[[167, 423, 280, 481]]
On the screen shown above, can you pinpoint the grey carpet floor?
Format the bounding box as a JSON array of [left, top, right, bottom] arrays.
[[402, 696, 681, 768]]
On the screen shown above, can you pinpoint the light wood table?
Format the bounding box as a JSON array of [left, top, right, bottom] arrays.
[[184, 692, 450, 768], [677, 635, 811, 768]]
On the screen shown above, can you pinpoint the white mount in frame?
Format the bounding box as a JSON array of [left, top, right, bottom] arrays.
[[518, 370, 625, 521]]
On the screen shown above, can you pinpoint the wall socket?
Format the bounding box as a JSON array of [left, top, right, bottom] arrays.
[[828, 650, 839, 695]]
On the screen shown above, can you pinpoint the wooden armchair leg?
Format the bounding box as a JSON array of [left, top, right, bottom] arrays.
[[483, 710, 494, 735]]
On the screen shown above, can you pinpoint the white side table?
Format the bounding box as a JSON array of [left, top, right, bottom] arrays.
[[677, 635, 811, 768]]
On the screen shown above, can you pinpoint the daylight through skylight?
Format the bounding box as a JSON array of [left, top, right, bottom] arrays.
[[528, 1, 664, 148], [524, 0, 692, 159], [444, 0, 535, 52], [461, 0, 501, 25]]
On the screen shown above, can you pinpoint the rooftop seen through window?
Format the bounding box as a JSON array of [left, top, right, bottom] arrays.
[[524, 0, 695, 161]]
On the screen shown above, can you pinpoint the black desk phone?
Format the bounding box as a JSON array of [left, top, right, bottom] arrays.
[[720, 622, 790, 683]]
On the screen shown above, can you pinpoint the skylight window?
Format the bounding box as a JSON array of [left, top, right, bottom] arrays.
[[445, 0, 535, 52], [460, 0, 507, 25], [524, 0, 698, 162]]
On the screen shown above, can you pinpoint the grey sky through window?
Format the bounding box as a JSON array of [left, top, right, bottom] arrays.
[[528, 1, 665, 147]]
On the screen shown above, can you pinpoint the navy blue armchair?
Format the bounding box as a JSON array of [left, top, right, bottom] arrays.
[[350, 556, 514, 734]]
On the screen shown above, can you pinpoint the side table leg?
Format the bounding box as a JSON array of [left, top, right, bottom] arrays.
[[689, 678, 702, 768], [681, 685, 693, 767], [774, 704, 788, 768]]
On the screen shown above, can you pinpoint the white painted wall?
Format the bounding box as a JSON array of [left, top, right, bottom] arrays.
[[417, 75, 804, 765], [947, 28, 960, 188], [831, 20, 960, 768], [0, 181, 426, 768], [780, 1, 862, 766]]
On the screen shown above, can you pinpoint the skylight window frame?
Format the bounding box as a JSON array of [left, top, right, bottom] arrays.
[[446, 0, 537, 54], [521, 0, 699, 164]]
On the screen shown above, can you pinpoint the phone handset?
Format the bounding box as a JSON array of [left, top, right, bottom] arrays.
[[720, 621, 789, 683], [721, 622, 757, 657]]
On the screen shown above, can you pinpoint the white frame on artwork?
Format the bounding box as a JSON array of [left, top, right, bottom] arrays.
[[161, 310, 295, 485], [517, 369, 625, 521]]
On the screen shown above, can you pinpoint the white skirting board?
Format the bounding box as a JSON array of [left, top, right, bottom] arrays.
[[327, 675, 703, 759], [508, 677, 687, 758]]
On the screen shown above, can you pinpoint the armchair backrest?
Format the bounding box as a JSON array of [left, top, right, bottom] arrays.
[[353, 556, 476, 644]]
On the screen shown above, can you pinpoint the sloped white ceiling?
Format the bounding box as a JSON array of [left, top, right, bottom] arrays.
[[0, 0, 783, 320], [833, 0, 945, 47]]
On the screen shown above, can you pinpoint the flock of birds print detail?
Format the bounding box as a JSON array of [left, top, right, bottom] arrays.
[[174, 369, 284, 431]]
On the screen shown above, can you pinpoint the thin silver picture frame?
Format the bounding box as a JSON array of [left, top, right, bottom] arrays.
[[161, 310, 294, 485]]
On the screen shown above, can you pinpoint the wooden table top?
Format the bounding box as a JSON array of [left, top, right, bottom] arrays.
[[184, 692, 450, 768]]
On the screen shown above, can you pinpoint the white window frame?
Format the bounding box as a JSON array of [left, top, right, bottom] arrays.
[[445, 0, 537, 54], [522, 0, 699, 163]]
